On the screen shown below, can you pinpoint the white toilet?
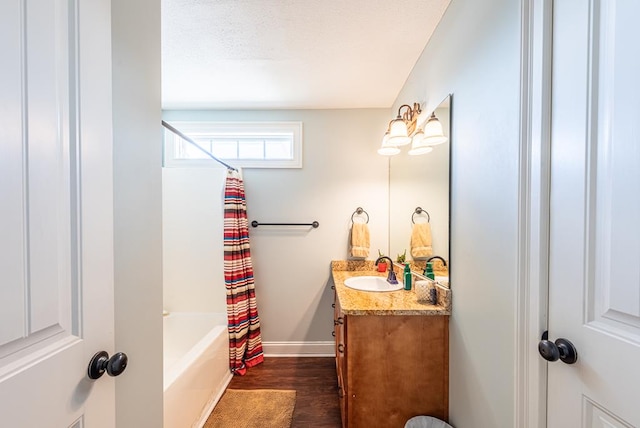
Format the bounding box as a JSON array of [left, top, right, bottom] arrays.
[[404, 416, 454, 428]]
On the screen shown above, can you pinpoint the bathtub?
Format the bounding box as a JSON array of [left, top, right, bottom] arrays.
[[163, 312, 232, 428]]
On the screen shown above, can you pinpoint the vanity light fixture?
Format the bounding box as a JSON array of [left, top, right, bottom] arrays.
[[383, 103, 422, 148], [378, 104, 448, 156]]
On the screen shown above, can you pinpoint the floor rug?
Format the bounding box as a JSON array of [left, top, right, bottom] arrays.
[[204, 389, 296, 428]]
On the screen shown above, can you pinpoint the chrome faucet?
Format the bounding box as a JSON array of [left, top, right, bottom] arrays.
[[375, 256, 398, 284]]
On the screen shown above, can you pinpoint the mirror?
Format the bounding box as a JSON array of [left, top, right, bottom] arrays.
[[389, 95, 451, 281]]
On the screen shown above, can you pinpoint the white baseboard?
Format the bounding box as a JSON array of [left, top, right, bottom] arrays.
[[262, 341, 335, 357]]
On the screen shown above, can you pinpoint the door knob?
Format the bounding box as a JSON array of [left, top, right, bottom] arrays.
[[538, 331, 578, 364], [88, 351, 128, 379]]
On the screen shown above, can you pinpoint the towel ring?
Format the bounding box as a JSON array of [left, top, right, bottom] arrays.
[[411, 207, 430, 224], [351, 207, 369, 224]]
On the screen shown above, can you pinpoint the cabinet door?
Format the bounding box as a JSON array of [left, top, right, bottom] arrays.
[[333, 293, 340, 369], [333, 296, 347, 427], [346, 315, 448, 426]]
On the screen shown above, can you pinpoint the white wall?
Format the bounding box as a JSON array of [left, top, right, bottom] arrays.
[[112, 0, 164, 426], [392, 0, 521, 426], [162, 109, 390, 346], [162, 166, 228, 313]]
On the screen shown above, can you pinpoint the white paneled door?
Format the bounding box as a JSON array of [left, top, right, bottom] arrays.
[[548, 0, 640, 426], [0, 0, 115, 427]]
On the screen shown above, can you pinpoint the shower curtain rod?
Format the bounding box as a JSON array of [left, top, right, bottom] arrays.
[[161, 120, 237, 171]]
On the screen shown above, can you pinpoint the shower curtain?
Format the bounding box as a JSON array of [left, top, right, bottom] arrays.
[[223, 169, 264, 375]]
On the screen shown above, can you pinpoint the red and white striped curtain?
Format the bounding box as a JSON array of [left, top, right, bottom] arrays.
[[223, 170, 264, 375]]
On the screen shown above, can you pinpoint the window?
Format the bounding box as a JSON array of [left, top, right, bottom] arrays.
[[163, 121, 303, 168]]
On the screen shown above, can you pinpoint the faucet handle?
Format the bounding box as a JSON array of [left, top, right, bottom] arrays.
[[387, 270, 399, 285]]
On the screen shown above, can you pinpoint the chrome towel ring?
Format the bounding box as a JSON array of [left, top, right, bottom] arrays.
[[351, 207, 369, 224], [411, 207, 430, 224]]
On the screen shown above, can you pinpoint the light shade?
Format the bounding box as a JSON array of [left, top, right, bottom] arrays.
[[387, 118, 412, 146], [408, 130, 434, 155], [422, 113, 448, 146], [377, 132, 400, 156]]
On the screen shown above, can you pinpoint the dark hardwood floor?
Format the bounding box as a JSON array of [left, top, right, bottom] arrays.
[[227, 357, 342, 427]]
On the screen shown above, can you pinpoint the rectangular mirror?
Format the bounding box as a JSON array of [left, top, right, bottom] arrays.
[[389, 94, 451, 282]]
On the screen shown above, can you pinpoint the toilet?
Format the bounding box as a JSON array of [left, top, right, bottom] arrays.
[[404, 416, 454, 428]]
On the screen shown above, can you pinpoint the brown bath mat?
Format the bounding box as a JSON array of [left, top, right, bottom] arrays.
[[204, 389, 296, 428]]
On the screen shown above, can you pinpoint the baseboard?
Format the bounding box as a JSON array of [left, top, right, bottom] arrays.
[[262, 341, 335, 357]]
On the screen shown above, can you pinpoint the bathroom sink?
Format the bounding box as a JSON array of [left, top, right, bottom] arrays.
[[343, 276, 403, 292], [435, 276, 449, 286]]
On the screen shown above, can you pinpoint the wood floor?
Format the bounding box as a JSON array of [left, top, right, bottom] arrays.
[[227, 357, 342, 427]]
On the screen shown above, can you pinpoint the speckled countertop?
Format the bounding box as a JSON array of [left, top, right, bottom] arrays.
[[331, 260, 451, 316]]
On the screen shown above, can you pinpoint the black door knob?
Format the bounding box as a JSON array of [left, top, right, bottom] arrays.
[[88, 351, 129, 380], [538, 331, 578, 364]]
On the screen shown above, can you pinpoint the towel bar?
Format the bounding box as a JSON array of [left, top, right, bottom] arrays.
[[251, 220, 319, 228]]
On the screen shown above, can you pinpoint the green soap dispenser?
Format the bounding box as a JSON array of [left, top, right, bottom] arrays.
[[424, 262, 435, 280], [424, 262, 436, 303], [403, 263, 412, 291]]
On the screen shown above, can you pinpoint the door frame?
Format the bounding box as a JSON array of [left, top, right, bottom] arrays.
[[516, 0, 553, 427]]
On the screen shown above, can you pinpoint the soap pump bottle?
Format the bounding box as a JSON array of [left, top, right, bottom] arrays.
[[403, 263, 412, 291], [424, 262, 437, 304], [424, 262, 435, 280]]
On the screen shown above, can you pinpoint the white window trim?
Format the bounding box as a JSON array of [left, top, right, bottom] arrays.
[[163, 121, 303, 169]]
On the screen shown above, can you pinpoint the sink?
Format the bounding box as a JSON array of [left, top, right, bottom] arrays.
[[343, 276, 403, 292], [435, 276, 449, 286]]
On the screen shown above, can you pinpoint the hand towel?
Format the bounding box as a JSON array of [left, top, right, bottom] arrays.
[[410, 222, 433, 259], [350, 222, 370, 258]]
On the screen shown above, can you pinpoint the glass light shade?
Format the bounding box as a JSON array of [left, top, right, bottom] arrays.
[[408, 131, 434, 155], [377, 132, 400, 156], [423, 114, 448, 146], [387, 118, 411, 146], [408, 145, 434, 156]]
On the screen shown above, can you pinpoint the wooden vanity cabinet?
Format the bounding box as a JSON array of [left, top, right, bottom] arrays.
[[333, 294, 449, 428], [333, 296, 347, 428]]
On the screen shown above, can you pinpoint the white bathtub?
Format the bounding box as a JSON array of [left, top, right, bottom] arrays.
[[163, 312, 232, 428]]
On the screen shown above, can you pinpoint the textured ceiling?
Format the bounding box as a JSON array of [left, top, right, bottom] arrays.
[[162, 0, 451, 109]]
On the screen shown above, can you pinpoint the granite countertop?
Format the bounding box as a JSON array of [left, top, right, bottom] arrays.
[[331, 260, 451, 316]]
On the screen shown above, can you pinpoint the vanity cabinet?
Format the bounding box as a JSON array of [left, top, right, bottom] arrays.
[[333, 294, 449, 427]]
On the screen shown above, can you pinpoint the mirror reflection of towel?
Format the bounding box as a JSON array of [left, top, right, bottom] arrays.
[[410, 222, 433, 259], [350, 223, 370, 258]]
